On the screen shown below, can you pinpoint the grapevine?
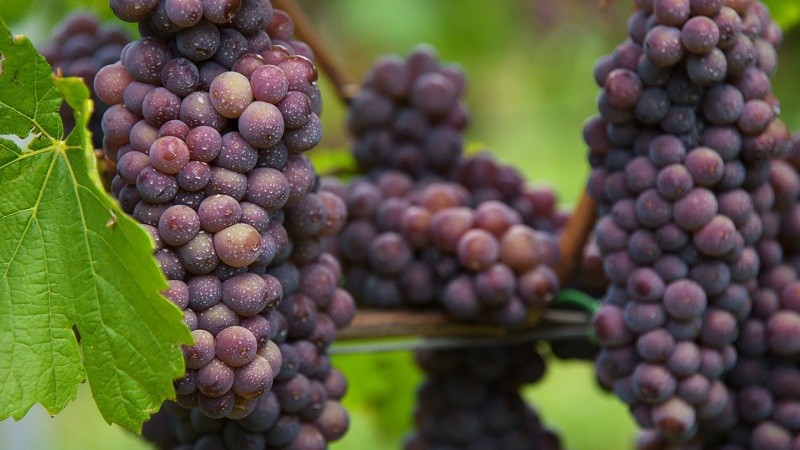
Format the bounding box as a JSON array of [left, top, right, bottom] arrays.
[[1, 1, 800, 449]]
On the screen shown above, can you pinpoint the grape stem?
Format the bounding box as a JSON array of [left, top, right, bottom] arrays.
[[554, 190, 597, 284], [272, 0, 360, 104], [553, 289, 600, 315]]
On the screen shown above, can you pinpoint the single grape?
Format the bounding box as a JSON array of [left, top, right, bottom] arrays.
[[209, 71, 254, 118], [149, 136, 190, 174], [178, 231, 220, 275], [221, 272, 275, 316], [197, 358, 235, 397], [197, 303, 239, 336], [187, 275, 223, 311], [158, 204, 201, 246], [183, 329, 216, 370], [213, 223, 262, 268], [245, 168, 290, 211], [186, 125, 223, 163], [474, 264, 516, 308], [238, 101, 284, 148], [215, 325, 257, 367], [198, 194, 243, 233], [176, 19, 220, 61]]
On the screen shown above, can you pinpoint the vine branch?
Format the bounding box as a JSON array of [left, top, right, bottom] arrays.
[[331, 325, 589, 354], [335, 309, 591, 353], [337, 309, 543, 340], [554, 190, 597, 284], [273, 0, 360, 104]]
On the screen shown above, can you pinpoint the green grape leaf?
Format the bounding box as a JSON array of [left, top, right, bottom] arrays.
[[0, 18, 191, 433]]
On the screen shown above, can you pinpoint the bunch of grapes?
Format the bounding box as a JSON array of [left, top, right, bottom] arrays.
[[322, 169, 561, 326], [40, 12, 132, 148], [733, 132, 800, 365], [92, 0, 355, 448], [347, 45, 469, 179], [635, 134, 800, 450], [700, 133, 800, 449], [341, 42, 582, 449], [404, 344, 561, 450], [142, 253, 354, 449], [586, 0, 790, 444], [337, 41, 575, 324]]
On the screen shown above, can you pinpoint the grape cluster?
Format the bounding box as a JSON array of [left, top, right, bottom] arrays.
[[347, 45, 469, 179], [95, 0, 354, 448], [322, 169, 561, 326], [702, 134, 800, 449], [341, 43, 570, 325], [586, 0, 790, 444], [404, 344, 561, 450], [40, 12, 132, 148], [635, 141, 800, 450], [343, 44, 572, 449], [142, 254, 354, 450]]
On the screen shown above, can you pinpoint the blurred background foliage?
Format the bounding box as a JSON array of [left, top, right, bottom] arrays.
[[1, 1, 799, 449]]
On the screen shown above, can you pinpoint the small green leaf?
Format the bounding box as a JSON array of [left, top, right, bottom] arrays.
[[0, 18, 191, 432]]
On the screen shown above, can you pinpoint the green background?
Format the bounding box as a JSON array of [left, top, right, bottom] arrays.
[[1, 1, 799, 449]]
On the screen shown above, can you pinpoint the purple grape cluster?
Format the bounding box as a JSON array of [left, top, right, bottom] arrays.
[[40, 12, 132, 148], [635, 140, 800, 450], [95, 0, 355, 448], [700, 134, 800, 449], [586, 0, 791, 444], [342, 45, 573, 449], [745, 137, 800, 361], [142, 255, 354, 450], [347, 45, 469, 178], [342, 45, 571, 325], [321, 169, 561, 326], [404, 344, 562, 450]]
